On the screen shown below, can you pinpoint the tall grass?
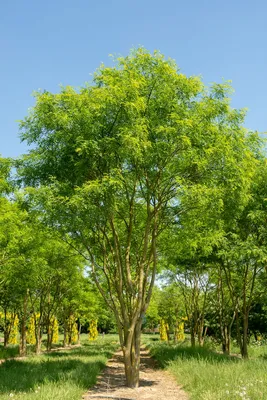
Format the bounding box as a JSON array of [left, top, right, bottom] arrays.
[[0, 334, 118, 400], [149, 339, 267, 400]]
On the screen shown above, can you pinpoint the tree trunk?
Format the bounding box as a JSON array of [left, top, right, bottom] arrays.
[[19, 292, 28, 356], [4, 331, 9, 348], [223, 310, 236, 355], [47, 332, 52, 351], [173, 320, 179, 343], [190, 327, 195, 347], [226, 329, 231, 355], [190, 316, 196, 347], [166, 324, 171, 342], [3, 316, 10, 348], [46, 316, 52, 351], [123, 320, 142, 388], [63, 319, 68, 347], [235, 311, 242, 354], [35, 322, 42, 354], [221, 326, 231, 355], [241, 312, 249, 359], [3, 310, 10, 348], [197, 316, 205, 346], [77, 319, 82, 345], [19, 318, 27, 356]]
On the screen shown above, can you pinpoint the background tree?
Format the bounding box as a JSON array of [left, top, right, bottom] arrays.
[[143, 286, 160, 332]]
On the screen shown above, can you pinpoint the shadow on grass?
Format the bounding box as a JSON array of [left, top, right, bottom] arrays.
[[258, 353, 267, 361], [0, 345, 19, 360], [149, 343, 240, 368], [43, 343, 116, 359], [0, 342, 116, 395]]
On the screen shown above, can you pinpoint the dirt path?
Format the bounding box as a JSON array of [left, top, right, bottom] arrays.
[[83, 348, 188, 400]]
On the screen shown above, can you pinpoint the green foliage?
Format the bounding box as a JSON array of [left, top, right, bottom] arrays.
[[144, 286, 160, 330], [158, 285, 185, 332], [11, 47, 267, 382]]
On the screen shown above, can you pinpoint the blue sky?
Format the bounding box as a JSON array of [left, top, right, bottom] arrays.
[[1, 0, 266, 157]]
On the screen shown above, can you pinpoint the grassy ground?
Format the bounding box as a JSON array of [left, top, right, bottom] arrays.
[[148, 337, 267, 400], [0, 334, 119, 400], [3, 332, 267, 400], [0, 345, 18, 360]]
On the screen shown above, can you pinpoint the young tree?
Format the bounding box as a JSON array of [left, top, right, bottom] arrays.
[[143, 286, 160, 332], [18, 48, 257, 386], [158, 284, 186, 342]]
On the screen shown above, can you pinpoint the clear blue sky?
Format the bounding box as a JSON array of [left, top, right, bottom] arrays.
[[1, 0, 266, 157]]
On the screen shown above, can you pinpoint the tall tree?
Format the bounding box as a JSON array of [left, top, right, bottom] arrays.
[[17, 48, 257, 387]]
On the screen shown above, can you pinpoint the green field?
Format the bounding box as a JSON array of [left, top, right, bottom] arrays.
[[148, 337, 267, 400], [0, 334, 118, 400]]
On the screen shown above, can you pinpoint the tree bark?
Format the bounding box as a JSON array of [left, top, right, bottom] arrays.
[[19, 319, 27, 356], [241, 312, 249, 359], [123, 319, 142, 388], [63, 319, 68, 347], [190, 326, 196, 347], [174, 320, 179, 343], [78, 319, 81, 345], [46, 315, 52, 351], [19, 292, 29, 356], [3, 309, 10, 348], [197, 315, 205, 346], [4, 331, 9, 348], [190, 312, 197, 347], [35, 323, 42, 354]]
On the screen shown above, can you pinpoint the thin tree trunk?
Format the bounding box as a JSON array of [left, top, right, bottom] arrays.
[[19, 319, 27, 356], [19, 292, 29, 356], [225, 309, 236, 355], [174, 320, 179, 343], [35, 322, 42, 354], [78, 319, 82, 345], [3, 309, 9, 348], [241, 312, 249, 359], [63, 318, 67, 347], [226, 328, 231, 355], [46, 315, 52, 351], [190, 326, 196, 347], [236, 312, 243, 355], [190, 312, 197, 347], [197, 315, 205, 346]]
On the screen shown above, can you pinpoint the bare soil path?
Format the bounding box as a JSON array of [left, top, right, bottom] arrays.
[[83, 348, 188, 400]]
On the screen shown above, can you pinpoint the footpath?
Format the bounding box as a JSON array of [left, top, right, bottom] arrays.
[[84, 347, 188, 400]]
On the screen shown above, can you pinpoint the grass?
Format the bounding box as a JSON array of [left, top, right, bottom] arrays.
[[0, 345, 19, 360], [0, 334, 119, 400], [4, 331, 267, 400], [148, 337, 267, 400]]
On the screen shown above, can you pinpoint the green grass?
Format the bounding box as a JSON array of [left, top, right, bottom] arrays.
[[148, 338, 267, 400], [0, 345, 19, 360], [0, 334, 119, 400]]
